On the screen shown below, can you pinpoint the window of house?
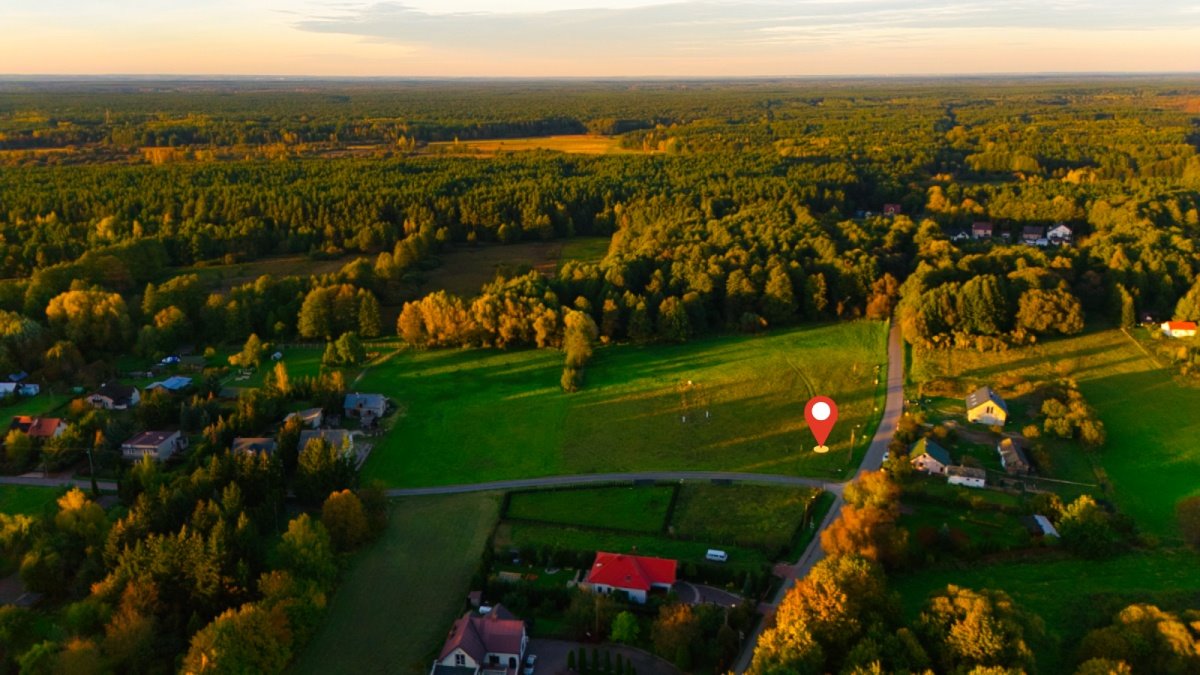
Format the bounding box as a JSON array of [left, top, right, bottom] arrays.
[[455, 654, 465, 667]]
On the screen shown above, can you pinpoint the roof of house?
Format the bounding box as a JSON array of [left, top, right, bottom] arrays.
[[8, 372, 27, 382], [585, 552, 677, 592], [997, 437, 1030, 468], [122, 430, 179, 448], [0, 382, 18, 393], [93, 382, 138, 402], [1023, 225, 1045, 235], [910, 437, 951, 466], [147, 376, 192, 391], [947, 465, 987, 480], [1033, 514, 1060, 537], [344, 393, 386, 410], [437, 604, 525, 663], [966, 386, 1007, 413], [1164, 321, 1198, 331], [972, 221, 993, 230], [1049, 223, 1073, 233], [287, 407, 324, 422], [232, 437, 277, 454], [26, 417, 64, 438], [299, 428, 351, 451]]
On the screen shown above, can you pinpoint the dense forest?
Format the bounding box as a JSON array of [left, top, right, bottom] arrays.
[[1, 78, 1200, 673]]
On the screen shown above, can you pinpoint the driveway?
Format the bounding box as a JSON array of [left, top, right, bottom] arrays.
[[674, 581, 743, 608], [528, 639, 678, 675]]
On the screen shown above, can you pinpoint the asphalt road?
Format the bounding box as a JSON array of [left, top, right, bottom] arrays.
[[384, 471, 835, 497]]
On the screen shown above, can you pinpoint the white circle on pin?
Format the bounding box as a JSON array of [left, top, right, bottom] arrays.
[[812, 401, 831, 421]]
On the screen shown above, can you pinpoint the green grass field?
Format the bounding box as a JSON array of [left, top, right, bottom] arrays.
[[672, 484, 816, 553], [558, 237, 611, 265], [0, 486, 61, 516], [234, 347, 330, 388], [0, 394, 71, 419], [892, 549, 1200, 673], [361, 321, 888, 487], [912, 328, 1200, 538], [505, 485, 673, 533], [494, 520, 770, 571], [294, 493, 501, 675]]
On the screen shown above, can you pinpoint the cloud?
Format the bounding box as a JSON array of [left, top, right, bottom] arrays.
[[294, 0, 1200, 59]]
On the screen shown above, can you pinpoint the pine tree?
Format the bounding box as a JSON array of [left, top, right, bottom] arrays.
[[358, 291, 383, 338]]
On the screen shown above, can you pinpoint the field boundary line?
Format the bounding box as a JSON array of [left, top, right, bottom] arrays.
[[1120, 327, 1166, 369]]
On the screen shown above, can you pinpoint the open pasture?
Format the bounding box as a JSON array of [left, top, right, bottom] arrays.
[[294, 493, 501, 675], [424, 134, 641, 156], [911, 328, 1200, 538], [359, 321, 888, 487]]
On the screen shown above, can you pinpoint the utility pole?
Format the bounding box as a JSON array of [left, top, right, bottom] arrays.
[[87, 447, 99, 496]]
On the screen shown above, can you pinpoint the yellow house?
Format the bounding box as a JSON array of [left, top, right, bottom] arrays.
[[966, 386, 1008, 426]]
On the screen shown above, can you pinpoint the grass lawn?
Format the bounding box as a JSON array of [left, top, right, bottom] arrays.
[[892, 548, 1200, 673], [236, 347, 330, 388], [911, 328, 1200, 538], [0, 485, 61, 516], [361, 321, 888, 487], [294, 493, 501, 675], [0, 394, 71, 418], [505, 485, 673, 533], [672, 484, 816, 553], [900, 500, 1029, 551]]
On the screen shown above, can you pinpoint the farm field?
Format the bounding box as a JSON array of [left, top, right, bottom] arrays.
[[892, 549, 1200, 674], [173, 254, 350, 292], [558, 237, 610, 266], [911, 328, 1200, 538], [0, 486, 61, 516], [505, 485, 674, 533], [417, 241, 566, 297], [360, 321, 888, 487], [294, 493, 501, 675], [424, 134, 644, 156]]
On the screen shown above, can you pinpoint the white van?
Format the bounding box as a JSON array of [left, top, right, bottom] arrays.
[[705, 549, 728, 563]]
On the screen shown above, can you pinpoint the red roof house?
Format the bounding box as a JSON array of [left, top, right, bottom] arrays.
[[9, 416, 67, 439], [583, 552, 677, 603], [1162, 321, 1198, 338], [431, 605, 527, 675], [882, 203, 902, 216]]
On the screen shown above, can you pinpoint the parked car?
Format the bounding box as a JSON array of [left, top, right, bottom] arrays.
[[523, 654, 537, 675]]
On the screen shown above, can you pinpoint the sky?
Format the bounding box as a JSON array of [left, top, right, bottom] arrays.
[[2, 0, 1199, 77]]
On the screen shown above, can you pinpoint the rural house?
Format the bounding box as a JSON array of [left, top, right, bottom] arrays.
[[883, 203, 902, 216], [997, 438, 1032, 475], [1048, 223, 1073, 243], [88, 382, 141, 410], [1022, 225, 1045, 244], [946, 465, 987, 488], [298, 428, 353, 454], [966, 386, 1008, 426], [9, 416, 66, 440], [972, 221, 994, 239], [344, 393, 387, 421], [285, 407, 324, 428], [430, 605, 528, 675], [1161, 321, 1197, 338], [909, 437, 952, 475], [582, 552, 677, 604], [121, 430, 185, 462], [231, 437, 277, 456]]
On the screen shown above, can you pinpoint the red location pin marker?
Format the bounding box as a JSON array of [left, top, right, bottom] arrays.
[[804, 395, 838, 454]]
